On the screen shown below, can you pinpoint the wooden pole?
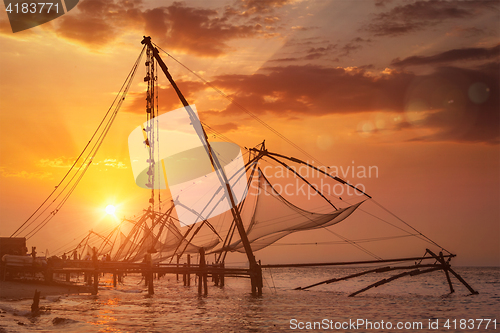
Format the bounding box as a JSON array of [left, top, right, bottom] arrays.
[[31, 290, 40, 314], [187, 255, 191, 287], [213, 262, 219, 286], [426, 249, 477, 295], [113, 273, 117, 288], [262, 255, 455, 268], [147, 254, 154, 295], [198, 273, 202, 295], [439, 252, 454, 293], [92, 247, 98, 295], [198, 248, 207, 296], [176, 254, 180, 281], [183, 263, 186, 286], [447, 267, 478, 295], [220, 262, 225, 288], [257, 260, 263, 296]]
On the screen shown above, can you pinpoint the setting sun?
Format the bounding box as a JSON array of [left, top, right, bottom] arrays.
[[105, 205, 116, 215]]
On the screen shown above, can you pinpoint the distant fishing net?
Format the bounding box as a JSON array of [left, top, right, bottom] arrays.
[[226, 169, 363, 252], [112, 214, 219, 262]]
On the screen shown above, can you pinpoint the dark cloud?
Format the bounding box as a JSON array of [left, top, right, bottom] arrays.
[[268, 36, 368, 63], [374, 0, 393, 7], [340, 43, 362, 57], [268, 57, 301, 63], [269, 33, 372, 64], [307, 44, 337, 54], [365, 0, 496, 36], [401, 64, 499, 144], [268, 43, 338, 62], [144, 3, 262, 57], [230, 0, 291, 15], [53, 0, 143, 47], [211, 65, 414, 116], [44, 0, 279, 55], [391, 45, 500, 67], [208, 62, 498, 144]]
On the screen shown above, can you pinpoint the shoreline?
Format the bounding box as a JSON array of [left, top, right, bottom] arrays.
[[0, 280, 90, 300]]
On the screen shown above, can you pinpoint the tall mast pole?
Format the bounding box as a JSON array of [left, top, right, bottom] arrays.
[[145, 46, 156, 229], [140, 37, 258, 271]]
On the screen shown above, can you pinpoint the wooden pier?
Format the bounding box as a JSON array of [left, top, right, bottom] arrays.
[[3, 248, 478, 297], [4, 248, 263, 297]]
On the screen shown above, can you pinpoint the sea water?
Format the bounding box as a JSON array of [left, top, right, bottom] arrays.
[[0, 267, 498, 332]]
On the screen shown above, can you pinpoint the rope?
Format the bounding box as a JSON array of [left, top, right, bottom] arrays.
[[11, 46, 146, 239], [153, 43, 327, 166], [323, 228, 383, 260], [372, 199, 452, 254]]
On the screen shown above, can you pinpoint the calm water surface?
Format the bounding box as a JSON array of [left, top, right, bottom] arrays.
[[0, 267, 498, 332]]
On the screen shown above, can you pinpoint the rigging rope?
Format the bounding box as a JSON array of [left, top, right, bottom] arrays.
[[372, 199, 452, 254], [322, 228, 383, 260], [10, 45, 146, 239], [153, 43, 327, 166]]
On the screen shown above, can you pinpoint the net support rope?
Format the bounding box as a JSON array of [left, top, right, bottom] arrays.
[[10, 45, 146, 239]]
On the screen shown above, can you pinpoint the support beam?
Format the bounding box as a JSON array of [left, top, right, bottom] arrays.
[[263, 255, 455, 268], [426, 249, 478, 295], [176, 254, 180, 281], [187, 255, 191, 287], [439, 252, 454, 293], [198, 248, 207, 296]]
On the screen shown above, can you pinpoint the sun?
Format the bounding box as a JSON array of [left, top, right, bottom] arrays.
[[105, 205, 116, 215]]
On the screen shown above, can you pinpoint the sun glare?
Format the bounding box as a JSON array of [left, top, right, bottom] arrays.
[[105, 205, 116, 215]]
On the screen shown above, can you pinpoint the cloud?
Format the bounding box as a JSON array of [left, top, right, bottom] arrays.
[[41, 0, 277, 55], [211, 65, 414, 116], [96, 159, 128, 169], [268, 43, 338, 62], [51, 0, 143, 47], [291, 26, 317, 31], [38, 157, 77, 168], [375, 0, 393, 7], [270, 36, 370, 63], [365, 1, 496, 36], [37, 157, 128, 169], [230, 0, 291, 16], [208, 60, 498, 144], [391, 45, 500, 67], [400, 64, 499, 144], [144, 3, 262, 57], [0, 167, 52, 180]]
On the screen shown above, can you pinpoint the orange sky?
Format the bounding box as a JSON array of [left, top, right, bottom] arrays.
[[0, 0, 498, 266]]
